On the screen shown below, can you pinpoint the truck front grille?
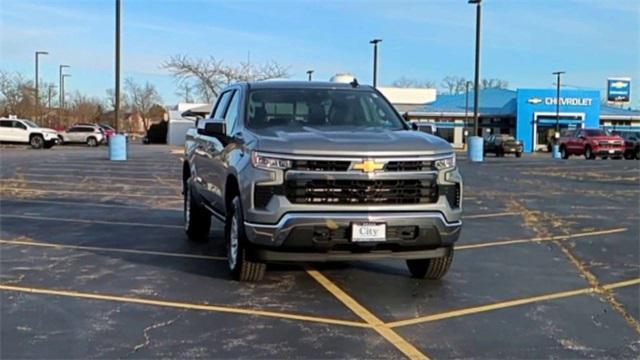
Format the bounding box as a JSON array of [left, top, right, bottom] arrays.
[[285, 179, 438, 205], [385, 160, 434, 172], [291, 160, 351, 172]]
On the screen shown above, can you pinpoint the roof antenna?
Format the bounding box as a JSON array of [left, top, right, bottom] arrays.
[[350, 78, 359, 88]]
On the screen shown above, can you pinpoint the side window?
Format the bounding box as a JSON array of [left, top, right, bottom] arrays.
[[211, 91, 233, 119], [14, 121, 27, 130], [0, 120, 12, 128], [68, 127, 79, 133], [224, 91, 241, 135]]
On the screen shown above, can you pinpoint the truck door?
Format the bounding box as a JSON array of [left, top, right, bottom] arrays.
[[193, 90, 233, 211]]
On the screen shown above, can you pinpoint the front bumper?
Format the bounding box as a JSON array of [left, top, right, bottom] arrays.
[[244, 211, 461, 261], [594, 147, 624, 156]]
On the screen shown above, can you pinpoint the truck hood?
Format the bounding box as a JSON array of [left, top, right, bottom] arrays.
[[251, 127, 453, 156]]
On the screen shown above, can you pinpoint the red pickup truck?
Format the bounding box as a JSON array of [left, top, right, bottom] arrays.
[[558, 128, 624, 160]]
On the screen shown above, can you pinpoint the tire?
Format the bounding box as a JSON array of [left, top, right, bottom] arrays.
[[635, 147, 640, 160], [515, 152, 522, 158], [226, 196, 266, 282], [560, 146, 569, 159], [30, 135, 44, 149], [406, 250, 454, 279], [86, 137, 98, 147], [184, 181, 211, 242], [584, 146, 595, 160]]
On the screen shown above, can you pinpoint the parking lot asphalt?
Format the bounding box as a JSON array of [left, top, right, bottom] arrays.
[[1, 144, 638, 359]]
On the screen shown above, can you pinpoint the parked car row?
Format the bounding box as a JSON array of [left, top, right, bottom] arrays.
[[0, 117, 116, 149]]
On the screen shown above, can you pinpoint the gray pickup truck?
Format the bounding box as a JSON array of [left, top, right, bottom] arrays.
[[183, 81, 462, 281]]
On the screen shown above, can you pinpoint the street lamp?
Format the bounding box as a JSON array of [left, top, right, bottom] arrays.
[[552, 71, 565, 135], [469, 0, 481, 137], [35, 51, 49, 123], [61, 74, 71, 111], [59, 65, 70, 120], [306, 70, 314, 81], [115, 0, 122, 133], [369, 39, 382, 88]]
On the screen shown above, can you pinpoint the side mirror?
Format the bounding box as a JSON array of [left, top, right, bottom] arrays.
[[198, 119, 226, 136], [182, 109, 204, 119], [411, 122, 419, 131]]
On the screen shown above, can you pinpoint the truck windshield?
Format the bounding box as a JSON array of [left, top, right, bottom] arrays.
[[584, 129, 610, 136], [246, 89, 406, 131]]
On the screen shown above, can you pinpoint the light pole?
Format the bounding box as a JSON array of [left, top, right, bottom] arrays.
[[306, 70, 314, 81], [469, 0, 481, 137], [35, 51, 49, 123], [61, 74, 71, 111], [369, 39, 382, 88], [115, 0, 121, 133], [552, 71, 565, 135], [464, 80, 471, 128], [59, 65, 70, 123]]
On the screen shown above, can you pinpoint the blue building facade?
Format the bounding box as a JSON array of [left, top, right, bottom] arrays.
[[515, 89, 600, 152]]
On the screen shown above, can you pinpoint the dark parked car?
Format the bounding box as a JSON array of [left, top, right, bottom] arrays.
[[183, 81, 462, 281], [484, 134, 523, 157], [616, 132, 640, 160]]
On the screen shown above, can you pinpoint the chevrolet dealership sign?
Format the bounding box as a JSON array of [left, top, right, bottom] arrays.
[[528, 97, 593, 106], [607, 77, 631, 102]]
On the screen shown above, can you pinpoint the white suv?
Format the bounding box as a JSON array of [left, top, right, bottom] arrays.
[[0, 118, 59, 149], [58, 125, 104, 147]]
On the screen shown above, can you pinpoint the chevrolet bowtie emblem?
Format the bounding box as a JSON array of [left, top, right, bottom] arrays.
[[352, 160, 385, 173]]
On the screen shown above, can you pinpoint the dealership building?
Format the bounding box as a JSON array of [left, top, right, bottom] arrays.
[[404, 88, 640, 152]]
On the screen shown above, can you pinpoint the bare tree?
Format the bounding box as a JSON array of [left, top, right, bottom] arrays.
[[125, 78, 162, 130], [392, 76, 436, 88], [481, 78, 509, 89], [441, 76, 461, 95], [162, 55, 289, 102], [0, 70, 35, 118], [175, 82, 194, 103], [68, 91, 103, 124]]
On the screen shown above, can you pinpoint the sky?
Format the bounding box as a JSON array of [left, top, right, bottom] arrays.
[[1, 0, 639, 107]]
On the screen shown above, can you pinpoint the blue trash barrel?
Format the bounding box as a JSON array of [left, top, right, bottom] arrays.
[[468, 136, 484, 162], [552, 144, 561, 159], [109, 134, 127, 161]]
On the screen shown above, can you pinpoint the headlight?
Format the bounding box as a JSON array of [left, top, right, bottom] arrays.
[[251, 152, 292, 170], [434, 155, 456, 170]]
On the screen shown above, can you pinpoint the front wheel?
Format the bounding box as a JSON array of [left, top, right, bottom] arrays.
[[226, 196, 266, 282], [184, 181, 211, 242], [30, 135, 44, 149], [515, 152, 522, 158], [406, 250, 454, 279], [560, 146, 569, 159], [584, 146, 595, 160], [635, 147, 640, 160]]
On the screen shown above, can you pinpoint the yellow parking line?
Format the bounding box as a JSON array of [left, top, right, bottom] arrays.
[[455, 227, 627, 250], [0, 239, 226, 261], [0, 214, 183, 229], [0, 179, 178, 190], [16, 172, 182, 184], [463, 211, 520, 219], [0, 187, 182, 199], [0, 198, 181, 211], [387, 277, 640, 328], [0, 284, 368, 329], [306, 268, 429, 360]]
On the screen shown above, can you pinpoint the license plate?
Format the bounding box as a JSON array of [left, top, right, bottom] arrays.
[[351, 222, 386, 242], [609, 149, 615, 154]]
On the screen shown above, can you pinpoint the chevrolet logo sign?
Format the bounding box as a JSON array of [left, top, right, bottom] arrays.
[[611, 81, 628, 89], [352, 159, 385, 173], [528, 97, 543, 105]]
